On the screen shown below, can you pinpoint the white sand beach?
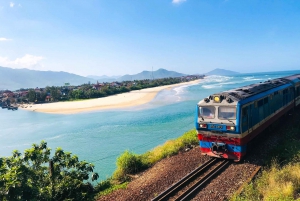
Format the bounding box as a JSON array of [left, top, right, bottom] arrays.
[[20, 79, 202, 114]]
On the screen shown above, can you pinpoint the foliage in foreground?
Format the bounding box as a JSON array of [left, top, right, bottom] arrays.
[[0, 141, 99, 201], [112, 129, 198, 181], [230, 121, 300, 201], [231, 161, 300, 201]]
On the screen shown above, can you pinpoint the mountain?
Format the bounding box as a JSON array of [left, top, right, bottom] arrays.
[[0, 67, 187, 90], [86, 75, 120, 83], [0, 66, 96, 90], [118, 68, 186, 81], [205, 68, 239, 76]]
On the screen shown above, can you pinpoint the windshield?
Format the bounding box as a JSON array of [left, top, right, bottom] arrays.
[[199, 106, 215, 119], [218, 107, 236, 120]]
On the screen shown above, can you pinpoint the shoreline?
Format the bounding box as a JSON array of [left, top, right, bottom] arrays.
[[20, 79, 202, 114]]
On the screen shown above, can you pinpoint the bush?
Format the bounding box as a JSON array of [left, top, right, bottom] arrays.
[[113, 151, 145, 181]]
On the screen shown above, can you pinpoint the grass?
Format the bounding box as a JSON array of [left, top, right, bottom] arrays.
[[95, 179, 129, 197], [95, 129, 198, 198], [230, 114, 300, 201], [112, 129, 198, 181], [231, 161, 300, 201]]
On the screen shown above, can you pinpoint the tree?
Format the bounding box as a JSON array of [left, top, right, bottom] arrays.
[[0, 141, 99, 200], [49, 87, 60, 101], [27, 89, 36, 102]]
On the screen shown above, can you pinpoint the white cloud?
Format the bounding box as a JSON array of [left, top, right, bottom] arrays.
[[0, 38, 11, 41], [0, 54, 45, 69], [172, 0, 186, 4], [10, 2, 14, 7]]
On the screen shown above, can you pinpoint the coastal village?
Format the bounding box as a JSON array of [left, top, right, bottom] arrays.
[[0, 75, 204, 111]]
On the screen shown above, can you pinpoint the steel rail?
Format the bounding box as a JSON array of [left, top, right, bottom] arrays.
[[175, 160, 230, 201], [151, 158, 218, 201]]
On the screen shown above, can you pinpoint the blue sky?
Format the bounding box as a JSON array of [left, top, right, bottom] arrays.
[[0, 0, 300, 76]]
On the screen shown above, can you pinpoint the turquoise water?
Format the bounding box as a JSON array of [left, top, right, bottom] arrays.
[[1, 70, 299, 181]]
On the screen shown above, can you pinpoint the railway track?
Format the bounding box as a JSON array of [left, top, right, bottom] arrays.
[[152, 158, 231, 201]]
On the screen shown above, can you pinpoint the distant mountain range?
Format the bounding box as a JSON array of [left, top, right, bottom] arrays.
[[0, 67, 186, 90], [86, 75, 120, 83], [205, 68, 239, 76], [118, 68, 185, 81], [88, 68, 239, 82], [0, 66, 95, 90], [0, 66, 239, 90], [88, 68, 186, 82]]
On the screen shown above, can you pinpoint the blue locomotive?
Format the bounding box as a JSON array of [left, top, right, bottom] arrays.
[[195, 74, 300, 161]]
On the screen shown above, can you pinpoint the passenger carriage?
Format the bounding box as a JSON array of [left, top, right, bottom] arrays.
[[195, 74, 300, 161]]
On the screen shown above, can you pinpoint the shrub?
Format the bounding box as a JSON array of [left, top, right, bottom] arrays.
[[113, 151, 145, 181]]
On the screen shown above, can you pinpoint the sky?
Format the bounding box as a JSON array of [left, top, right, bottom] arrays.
[[0, 0, 300, 77]]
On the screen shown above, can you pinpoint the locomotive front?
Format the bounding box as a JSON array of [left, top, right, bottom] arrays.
[[195, 93, 244, 161]]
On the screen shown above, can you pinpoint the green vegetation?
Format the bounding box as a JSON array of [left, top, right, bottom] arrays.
[[95, 180, 129, 197], [112, 129, 198, 181], [230, 119, 300, 201], [0, 141, 99, 201], [19, 77, 199, 103]]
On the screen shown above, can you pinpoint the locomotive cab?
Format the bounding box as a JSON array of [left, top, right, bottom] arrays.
[[196, 94, 243, 161]]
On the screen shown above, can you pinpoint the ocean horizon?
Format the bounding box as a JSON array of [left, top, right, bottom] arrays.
[[1, 70, 300, 181]]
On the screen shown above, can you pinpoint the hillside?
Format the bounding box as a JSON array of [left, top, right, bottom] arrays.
[[86, 75, 120, 83], [0, 66, 95, 90], [205, 68, 239, 76], [87, 68, 186, 82], [118, 68, 186, 81]]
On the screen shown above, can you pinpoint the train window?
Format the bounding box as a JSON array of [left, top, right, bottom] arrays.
[[218, 107, 236, 120], [264, 97, 268, 104], [258, 99, 264, 107], [274, 91, 278, 95], [199, 106, 215, 119]]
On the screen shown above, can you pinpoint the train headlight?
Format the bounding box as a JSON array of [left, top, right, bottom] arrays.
[[226, 126, 235, 131], [213, 96, 220, 103], [200, 124, 207, 128]]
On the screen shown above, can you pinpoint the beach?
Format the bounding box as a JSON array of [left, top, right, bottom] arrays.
[[21, 79, 202, 114]]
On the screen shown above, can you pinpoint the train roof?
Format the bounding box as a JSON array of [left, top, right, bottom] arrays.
[[282, 74, 300, 83], [211, 75, 300, 101]]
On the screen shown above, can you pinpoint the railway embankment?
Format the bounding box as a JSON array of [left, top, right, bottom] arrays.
[[97, 106, 300, 201], [230, 106, 300, 201]]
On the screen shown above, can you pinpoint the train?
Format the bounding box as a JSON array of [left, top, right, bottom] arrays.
[[195, 74, 300, 161]]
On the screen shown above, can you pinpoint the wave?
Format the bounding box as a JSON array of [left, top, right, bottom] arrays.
[[46, 135, 63, 140], [243, 76, 255, 80], [202, 84, 223, 89], [202, 75, 233, 84], [173, 85, 189, 95], [243, 77, 264, 81], [4, 143, 31, 148]]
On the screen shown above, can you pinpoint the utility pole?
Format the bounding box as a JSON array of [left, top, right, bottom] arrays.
[[152, 66, 154, 80]]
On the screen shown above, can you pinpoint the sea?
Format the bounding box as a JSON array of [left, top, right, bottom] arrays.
[[1, 70, 299, 181]]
